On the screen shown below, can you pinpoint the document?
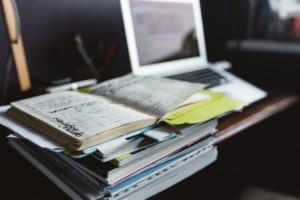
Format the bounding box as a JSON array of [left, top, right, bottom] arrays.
[[89, 74, 205, 117], [12, 92, 154, 140]]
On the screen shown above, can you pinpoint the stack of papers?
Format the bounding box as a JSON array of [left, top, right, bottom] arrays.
[[0, 74, 245, 200]]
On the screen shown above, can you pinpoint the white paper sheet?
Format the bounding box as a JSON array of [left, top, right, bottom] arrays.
[[0, 106, 64, 152]]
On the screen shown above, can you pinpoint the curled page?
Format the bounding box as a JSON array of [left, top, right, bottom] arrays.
[[89, 74, 205, 117]]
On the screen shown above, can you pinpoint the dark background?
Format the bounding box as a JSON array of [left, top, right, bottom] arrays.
[[0, 0, 299, 199]]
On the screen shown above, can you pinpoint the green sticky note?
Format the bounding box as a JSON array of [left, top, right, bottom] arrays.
[[111, 153, 132, 167], [164, 90, 244, 125]]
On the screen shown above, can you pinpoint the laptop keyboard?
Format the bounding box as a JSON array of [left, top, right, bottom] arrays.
[[168, 68, 228, 88]]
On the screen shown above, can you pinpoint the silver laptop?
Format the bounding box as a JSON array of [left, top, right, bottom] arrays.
[[120, 0, 267, 104]]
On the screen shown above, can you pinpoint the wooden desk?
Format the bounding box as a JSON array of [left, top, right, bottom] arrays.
[[0, 93, 298, 200], [215, 93, 298, 144]]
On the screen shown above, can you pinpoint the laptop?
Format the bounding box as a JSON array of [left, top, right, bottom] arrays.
[[120, 0, 267, 104]]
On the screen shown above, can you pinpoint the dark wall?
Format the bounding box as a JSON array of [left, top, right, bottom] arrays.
[[0, 0, 131, 103], [201, 0, 228, 61], [0, 3, 11, 98], [3, 0, 294, 104]]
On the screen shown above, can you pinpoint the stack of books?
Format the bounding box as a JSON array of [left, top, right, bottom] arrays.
[[0, 74, 244, 200]]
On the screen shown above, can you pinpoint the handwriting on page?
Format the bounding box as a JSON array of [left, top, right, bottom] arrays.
[[14, 91, 154, 140], [89, 74, 204, 117]]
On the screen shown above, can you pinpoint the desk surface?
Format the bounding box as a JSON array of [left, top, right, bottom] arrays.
[[0, 92, 298, 200], [215, 93, 298, 144]]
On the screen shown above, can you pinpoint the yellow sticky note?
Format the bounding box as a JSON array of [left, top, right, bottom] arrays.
[[164, 90, 244, 125]]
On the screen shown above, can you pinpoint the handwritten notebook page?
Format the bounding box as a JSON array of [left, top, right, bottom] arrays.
[[10, 91, 155, 140], [89, 74, 205, 117]]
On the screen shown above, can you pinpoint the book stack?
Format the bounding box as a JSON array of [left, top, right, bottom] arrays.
[[0, 74, 244, 200]]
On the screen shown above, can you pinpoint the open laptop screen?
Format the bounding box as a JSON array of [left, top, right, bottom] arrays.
[[129, 0, 200, 66], [122, 0, 207, 76]]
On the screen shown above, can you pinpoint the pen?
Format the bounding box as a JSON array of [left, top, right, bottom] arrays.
[[97, 42, 118, 81], [103, 42, 118, 66], [74, 33, 97, 74]]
